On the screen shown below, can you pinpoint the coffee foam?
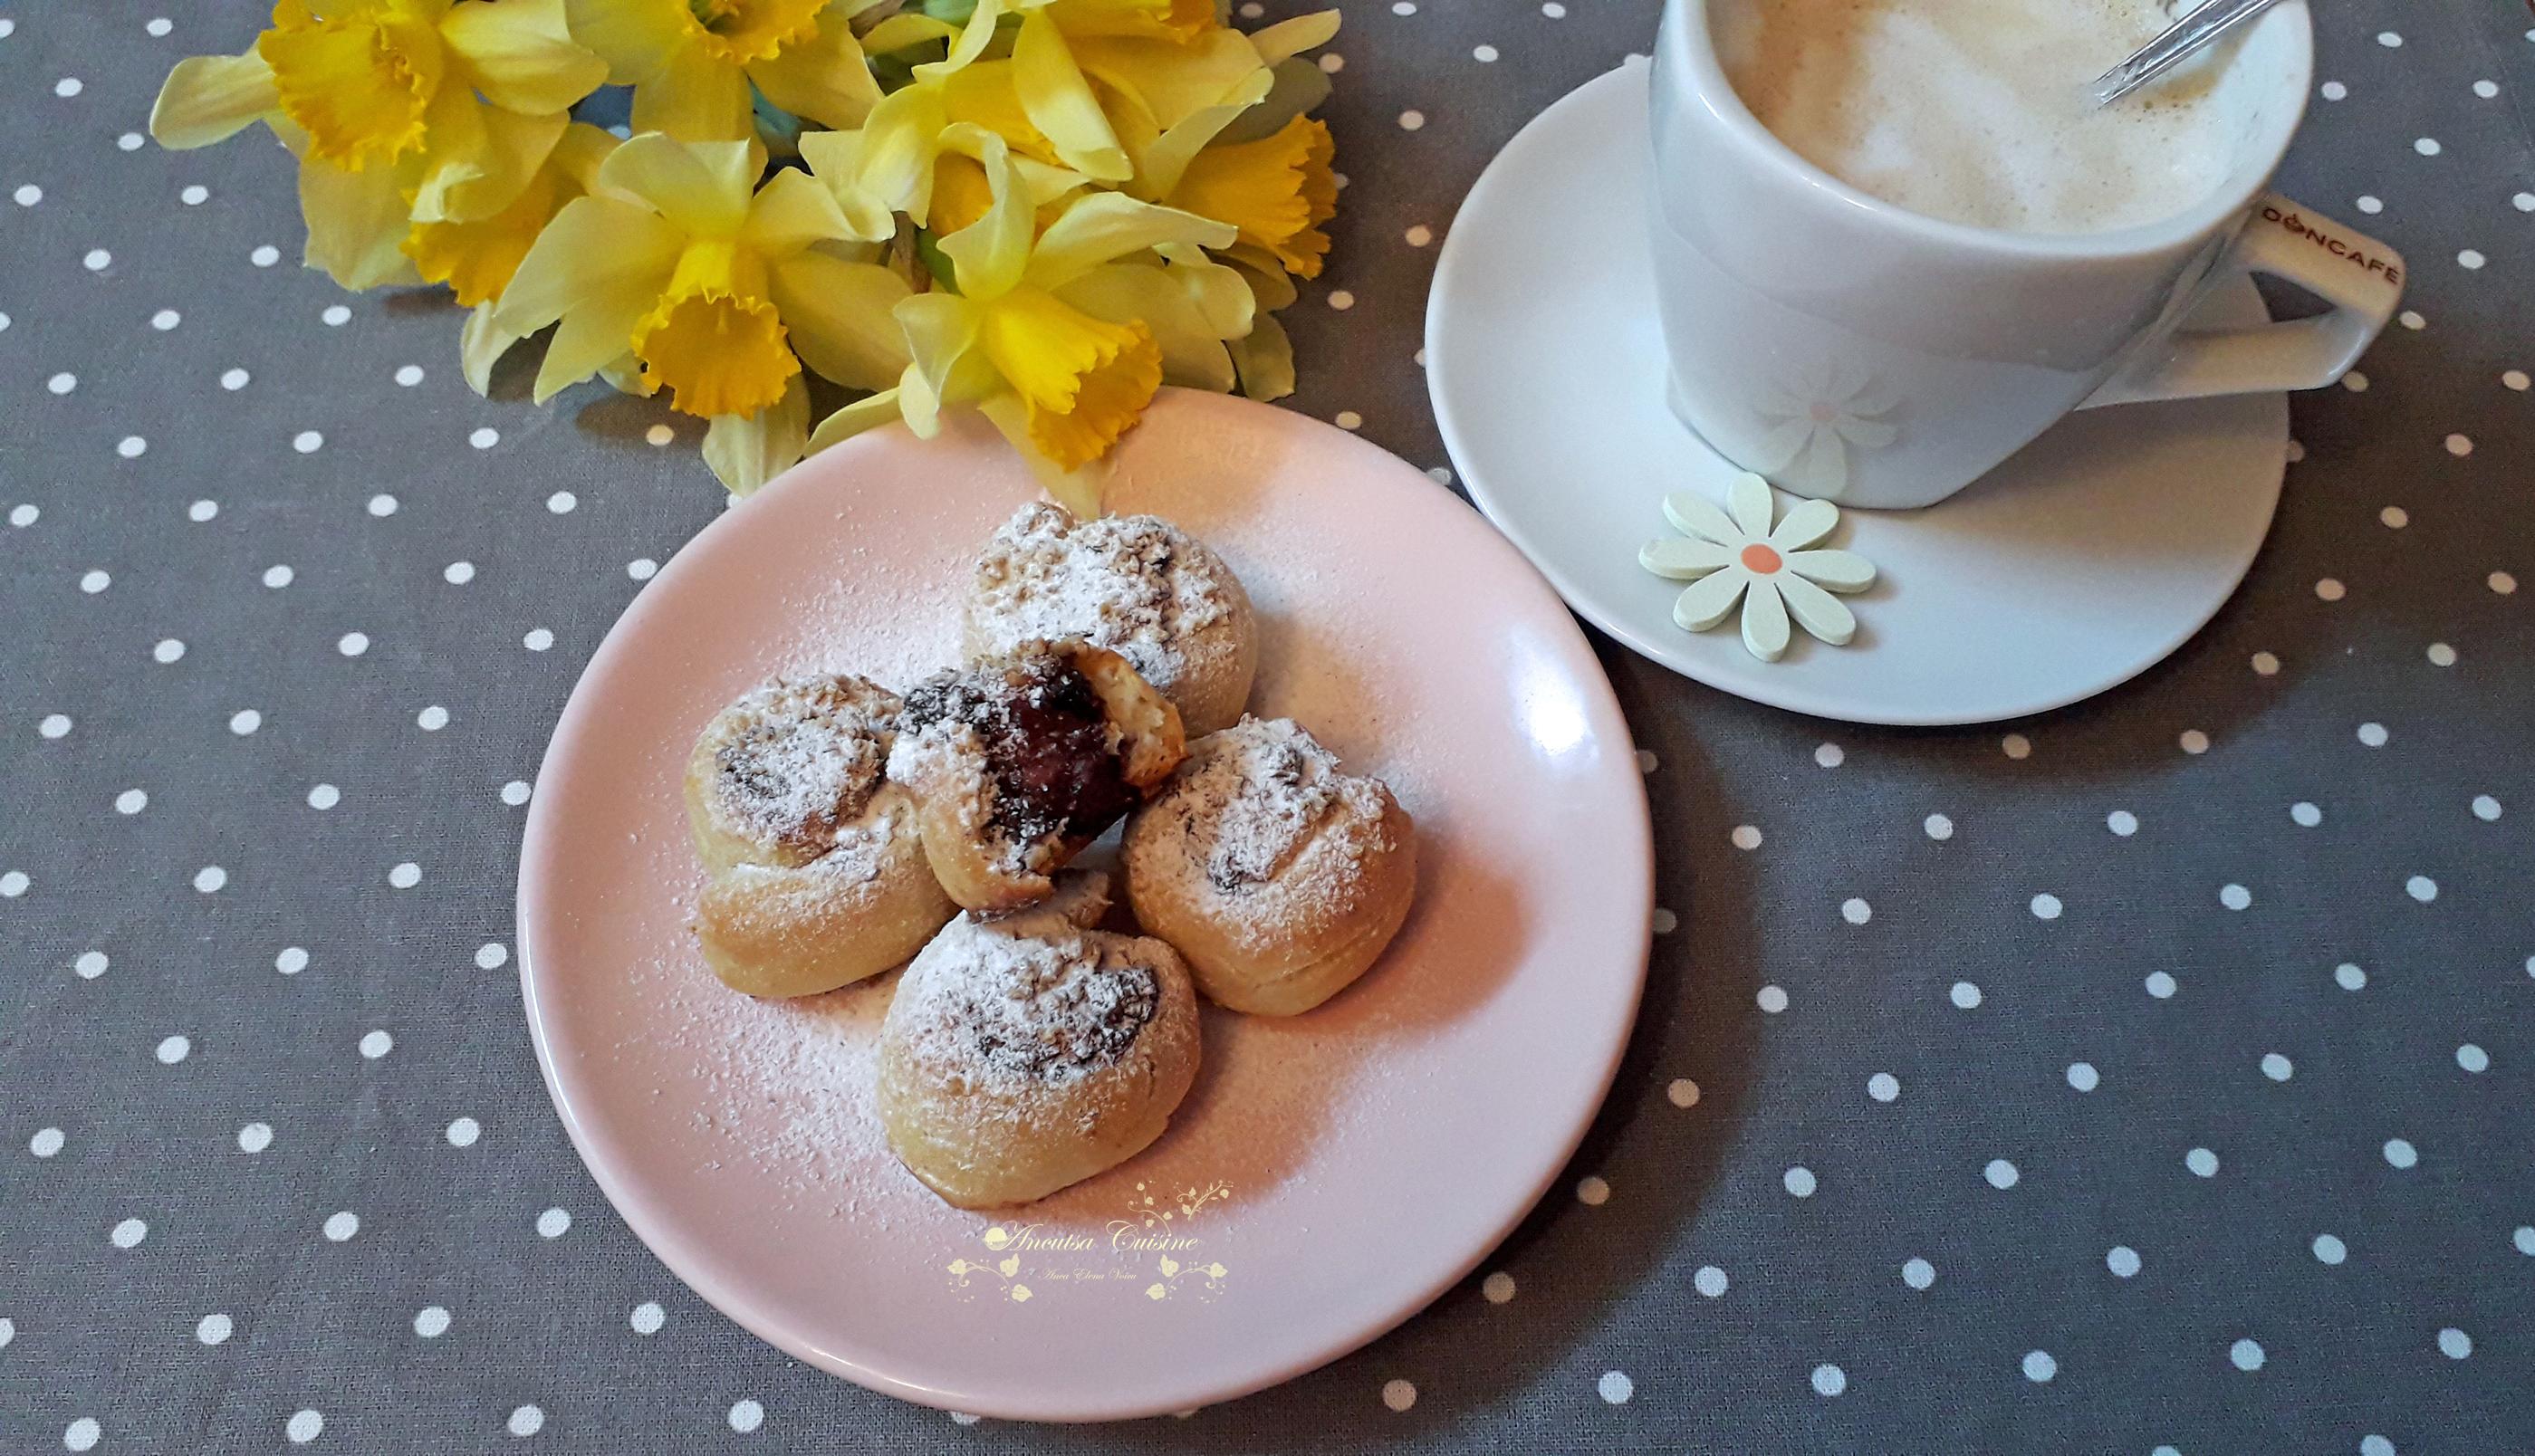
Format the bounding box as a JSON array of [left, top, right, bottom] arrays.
[[1720, 0, 2240, 234]]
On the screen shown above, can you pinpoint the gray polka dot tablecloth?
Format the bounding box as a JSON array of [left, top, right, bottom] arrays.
[[4, 1, 2532, 1451]]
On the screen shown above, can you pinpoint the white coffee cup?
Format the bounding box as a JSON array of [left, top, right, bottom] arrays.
[[1647, 0, 2401, 509]]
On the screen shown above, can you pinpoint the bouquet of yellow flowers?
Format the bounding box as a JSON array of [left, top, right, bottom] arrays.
[[150, 0, 1340, 512]]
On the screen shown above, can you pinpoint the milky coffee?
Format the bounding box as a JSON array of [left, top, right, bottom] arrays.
[[1718, 0, 2238, 234]]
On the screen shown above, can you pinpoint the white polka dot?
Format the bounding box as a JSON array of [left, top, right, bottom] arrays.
[[1, 871, 28, 898], [508, 1405, 544, 1437], [2458, 250, 2485, 270], [2220, 883, 2252, 911], [237, 1122, 273, 1152], [75, 951, 108, 979], [1951, 981, 1982, 1009], [338, 631, 370, 656], [2261, 1053, 2293, 1082], [1326, 290, 1355, 311], [546, 490, 577, 514], [1839, 897, 1871, 925], [2515, 1228, 2535, 1257], [537, 1206, 572, 1237], [251, 244, 281, 267], [1756, 984, 1788, 1013], [1542, 1, 1566, 14], [1902, 1257, 1935, 1289], [1379, 1379, 1416, 1411], [727, 1399, 763, 1432], [13, 183, 41, 207], [31, 1126, 65, 1156], [2230, 1337, 2264, 1371], [447, 1116, 481, 1147], [445, 560, 476, 584], [1867, 1072, 1899, 1103], [1666, 1078, 1699, 1108], [263, 564, 293, 588], [2357, 722, 2389, 747], [2504, 370, 2531, 392], [305, 784, 339, 810], [286, 1409, 323, 1443], [2319, 80, 2347, 100], [1332, 411, 1362, 430], [2311, 1233, 2347, 1264], [1597, 1370, 1633, 1403], [322, 1211, 359, 1240], [2519, 195, 2535, 215], [2022, 1350, 2056, 1383], [2335, 963, 2367, 991], [1783, 1166, 1817, 1197], [186, 1312, 233, 1348], [2414, 137, 2440, 156], [360, 1030, 393, 1058], [468, 426, 503, 450], [2491, 570, 2518, 594], [178, 184, 207, 206], [38, 713, 71, 739], [11, 506, 38, 530], [2178, 729, 2209, 754], [223, 368, 251, 391], [501, 781, 533, 806], [414, 1305, 451, 1337], [1403, 224, 1434, 248], [2425, 641, 2458, 667], [2377, 30, 2402, 45], [2397, 311, 2425, 331], [48, 371, 77, 395], [366, 493, 398, 518], [153, 637, 186, 664], [2290, 801, 2321, 828], [2437, 1327, 2471, 1359], [320, 303, 351, 327], [475, 943, 510, 970], [192, 865, 226, 893], [1391, 0, 1415, 13], [645, 423, 675, 446], [1983, 1158, 2018, 1189], [1924, 813, 1954, 840], [2066, 1062, 2098, 1092], [2444, 433, 2474, 457], [112, 787, 147, 815], [2405, 875, 2437, 903], [119, 130, 147, 150], [64, 1419, 100, 1452], [2472, 794, 2501, 821], [416, 705, 448, 732], [110, 1217, 148, 1248], [1814, 742, 1845, 767], [629, 1301, 666, 1333], [2250, 650, 2280, 675], [523, 628, 554, 652], [2108, 1246, 2141, 1278], [293, 430, 323, 454], [82, 247, 110, 271], [1730, 825, 1762, 850], [155, 1034, 190, 1064], [1694, 1265, 1728, 1297], [229, 708, 265, 736], [2383, 1138, 2417, 1169], [2107, 809, 2138, 837], [1397, 110, 1425, 131], [187, 499, 218, 522], [2030, 893, 2063, 920], [2186, 1146, 2219, 1177], [2456, 1043, 2489, 1073], [2343, 371, 2370, 392]]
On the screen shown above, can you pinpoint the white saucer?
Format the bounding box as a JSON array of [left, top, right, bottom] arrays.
[[1426, 61, 2288, 726]]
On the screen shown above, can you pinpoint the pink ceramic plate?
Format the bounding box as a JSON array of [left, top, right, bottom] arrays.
[[517, 390, 1652, 1422]]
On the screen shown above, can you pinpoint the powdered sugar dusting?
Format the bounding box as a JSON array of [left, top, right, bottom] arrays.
[[697, 678, 892, 854], [967, 503, 1245, 704], [894, 917, 1162, 1101]]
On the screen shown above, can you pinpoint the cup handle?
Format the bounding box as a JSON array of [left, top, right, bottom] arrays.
[[2079, 192, 2404, 408]]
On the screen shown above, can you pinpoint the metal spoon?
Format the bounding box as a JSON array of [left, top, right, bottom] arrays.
[[2090, 0, 2283, 108]]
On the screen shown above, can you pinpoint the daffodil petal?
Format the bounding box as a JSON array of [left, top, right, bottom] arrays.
[[938, 141, 1035, 300], [767, 252, 913, 391], [534, 281, 654, 402], [1012, 11, 1131, 182], [896, 292, 984, 410], [413, 97, 565, 224], [629, 43, 754, 143], [1129, 68, 1273, 200], [495, 195, 682, 332], [1660, 489, 1743, 548], [1741, 578, 1791, 660], [850, 84, 947, 220], [1219, 245, 1297, 309], [806, 387, 906, 455], [916, 0, 1004, 79], [1227, 311, 1293, 401], [441, 0, 607, 113], [1639, 538, 1734, 580], [1672, 569, 1748, 632], [299, 154, 423, 290], [859, 13, 962, 54], [562, 0, 687, 81], [1071, 30, 1267, 132], [1024, 192, 1234, 290], [1055, 262, 1234, 391], [748, 2, 884, 129], [549, 120, 620, 187], [1212, 57, 1330, 146], [599, 132, 760, 235], [741, 168, 853, 254], [459, 299, 530, 397], [150, 52, 278, 149], [703, 375, 812, 496], [1786, 549, 1877, 592], [1774, 573, 1856, 646], [1249, 10, 1340, 63], [898, 359, 942, 437], [1768, 496, 1839, 551], [1727, 472, 1777, 540]]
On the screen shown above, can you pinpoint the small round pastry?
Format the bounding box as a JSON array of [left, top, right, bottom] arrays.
[[877, 910, 1201, 1208], [888, 641, 1186, 912], [1123, 717, 1417, 1016], [964, 503, 1258, 736], [685, 675, 955, 997]]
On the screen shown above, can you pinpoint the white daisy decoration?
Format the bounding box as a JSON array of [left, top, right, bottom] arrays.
[[1638, 473, 1877, 662]]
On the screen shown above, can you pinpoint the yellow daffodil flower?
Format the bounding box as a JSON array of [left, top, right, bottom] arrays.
[[800, 64, 1084, 235], [565, 0, 887, 142], [495, 132, 913, 491], [867, 139, 1242, 511], [150, 0, 608, 290]]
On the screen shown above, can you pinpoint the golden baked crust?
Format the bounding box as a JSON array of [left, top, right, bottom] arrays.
[[1123, 717, 1417, 1016]]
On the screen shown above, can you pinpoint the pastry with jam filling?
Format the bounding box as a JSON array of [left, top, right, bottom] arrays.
[[888, 640, 1186, 911]]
